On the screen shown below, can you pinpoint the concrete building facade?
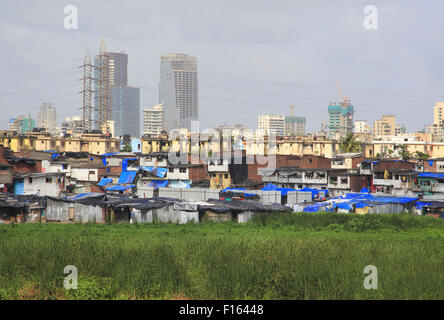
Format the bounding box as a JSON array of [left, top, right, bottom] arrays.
[[143, 104, 164, 136], [159, 53, 198, 130]]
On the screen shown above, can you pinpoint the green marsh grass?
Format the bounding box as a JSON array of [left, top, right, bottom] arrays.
[[0, 212, 443, 299]]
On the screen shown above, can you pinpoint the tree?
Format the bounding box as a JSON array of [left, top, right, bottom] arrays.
[[122, 144, 132, 152], [339, 132, 362, 153], [398, 144, 411, 160], [414, 151, 430, 160]]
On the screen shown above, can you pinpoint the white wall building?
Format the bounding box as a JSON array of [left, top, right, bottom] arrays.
[[144, 104, 164, 136], [37, 102, 57, 135]]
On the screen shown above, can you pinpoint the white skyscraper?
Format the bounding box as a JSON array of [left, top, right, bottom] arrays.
[[159, 53, 198, 131], [37, 102, 57, 134], [143, 104, 164, 136]]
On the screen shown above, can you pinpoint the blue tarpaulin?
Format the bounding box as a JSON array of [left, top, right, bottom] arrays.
[[101, 153, 118, 166], [148, 180, 169, 189], [360, 187, 370, 193], [98, 178, 113, 186], [415, 201, 432, 209], [222, 187, 256, 197], [428, 160, 434, 167], [261, 183, 279, 191], [122, 158, 138, 171], [418, 172, 444, 179], [140, 166, 167, 178], [106, 185, 135, 191], [117, 171, 137, 184], [170, 181, 191, 189], [51, 153, 59, 160], [277, 188, 296, 196]]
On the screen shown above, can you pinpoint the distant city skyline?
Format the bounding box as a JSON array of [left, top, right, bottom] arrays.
[[1, 1, 443, 134]]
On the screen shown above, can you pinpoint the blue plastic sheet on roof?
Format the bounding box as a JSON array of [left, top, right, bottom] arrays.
[[140, 166, 167, 178], [222, 187, 256, 197], [356, 202, 369, 208], [277, 188, 296, 196], [117, 170, 137, 184], [428, 160, 434, 167], [101, 153, 118, 166], [261, 183, 279, 191], [299, 187, 319, 195], [418, 172, 444, 179], [223, 187, 246, 192], [106, 185, 135, 191], [51, 153, 59, 160], [342, 193, 418, 204], [360, 187, 370, 193], [148, 180, 169, 189], [98, 178, 113, 186], [64, 193, 104, 200], [415, 201, 432, 209], [170, 181, 191, 189], [122, 158, 138, 171], [335, 203, 352, 210]]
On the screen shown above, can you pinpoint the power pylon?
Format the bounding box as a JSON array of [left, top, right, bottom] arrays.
[[80, 48, 94, 133]]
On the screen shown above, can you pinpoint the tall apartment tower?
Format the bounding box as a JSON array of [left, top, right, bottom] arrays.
[[327, 101, 354, 138], [94, 39, 129, 126], [93, 41, 140, 137], [143, 104, 164, 136], [159, 53, 198, 131], [111, 86, 140, 137], [37, 102, 57, 134], [373, 115, 398, 136], [258, 114, 306, 136]]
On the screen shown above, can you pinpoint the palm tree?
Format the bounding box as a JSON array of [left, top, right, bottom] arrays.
[[398, 144, 411, 160], [339, 132, 361, 153], [414, 151, 430, 160]]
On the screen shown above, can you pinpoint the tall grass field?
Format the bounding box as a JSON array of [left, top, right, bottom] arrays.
[[0, 212, 443, 300]]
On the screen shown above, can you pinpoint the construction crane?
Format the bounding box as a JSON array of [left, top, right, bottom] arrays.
[[334, 81, 350, 106], [290, 104, 298, 116]]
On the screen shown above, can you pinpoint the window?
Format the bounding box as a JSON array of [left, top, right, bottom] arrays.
[[224, 174, 228, 179], [28, 177, 32, 184], [46, 178, 52, 183], [169, 168, 174, 172], [89, 171, 95, 175], [179, 168, 187, 173]]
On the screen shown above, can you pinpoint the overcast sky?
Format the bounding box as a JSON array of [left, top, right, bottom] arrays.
[[1, 0, 443, 134]]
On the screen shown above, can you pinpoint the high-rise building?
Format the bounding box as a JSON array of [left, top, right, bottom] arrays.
[[61, 116, 83, 137], [111, 86, 140, 137], [37, 102, 57, 134], [258, 114, 306, 136], [284, 116, 306, 136], [258, 114, 285, 135], [354, 120, 371, 134], [159, 53, 198, 131], [373, 115, 399, 136], [426, 102, 444, 142], [327, 101, 354, 138], [433, 102, 444, 126], [94, 51, 128, 125], [93, 41, 140, 137], [143, 104, 164, 136]]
